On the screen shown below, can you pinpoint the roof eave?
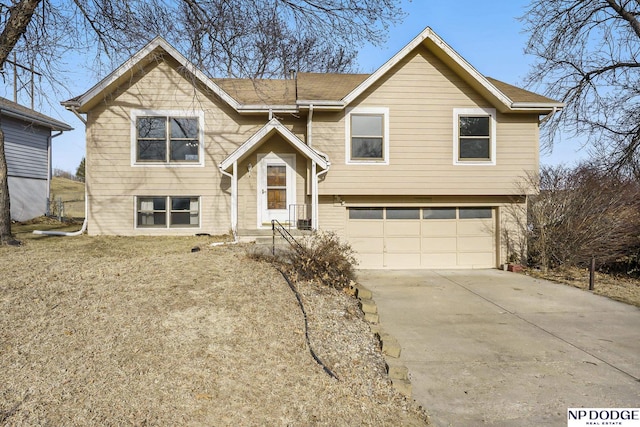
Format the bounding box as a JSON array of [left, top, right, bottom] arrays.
[[0, 108, 73, 131], [511, 102, 566, 110]]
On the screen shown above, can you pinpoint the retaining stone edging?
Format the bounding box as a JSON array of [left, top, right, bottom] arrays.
[[351, 283, 413, 399]]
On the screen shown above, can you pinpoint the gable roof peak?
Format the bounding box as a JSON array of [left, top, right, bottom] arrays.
[[341, 26, 563, 112], [63, 36, 242, 113]]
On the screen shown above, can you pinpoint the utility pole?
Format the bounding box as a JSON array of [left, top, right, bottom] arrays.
[[4, 52, 42, 108]]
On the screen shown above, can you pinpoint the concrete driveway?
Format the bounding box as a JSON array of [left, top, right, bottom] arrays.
[[357, 269, 640, 427]]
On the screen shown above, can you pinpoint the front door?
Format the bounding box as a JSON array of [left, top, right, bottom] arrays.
[[257, 153, 296, 227]]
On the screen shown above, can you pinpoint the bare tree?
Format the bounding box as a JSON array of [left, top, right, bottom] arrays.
[[0, 0, 405, 244], [516, 164, 640, 272], [0, 0, 41, 245], [521, 1, 640, 176]]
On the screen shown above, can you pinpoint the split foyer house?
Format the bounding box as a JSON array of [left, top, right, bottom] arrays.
[[1, 97, 72, 222], [62, 27, 563, 269]]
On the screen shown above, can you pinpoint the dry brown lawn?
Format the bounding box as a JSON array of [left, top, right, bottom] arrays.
[[0, 222, 428, 426], [50, 177, 85, 219], [528, 267, 640, 308]]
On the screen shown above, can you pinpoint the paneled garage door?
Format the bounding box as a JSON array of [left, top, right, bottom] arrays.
[[347, 207, 496, 269]]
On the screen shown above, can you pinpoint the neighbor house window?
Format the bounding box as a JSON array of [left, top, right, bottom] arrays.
[[131, 110, 204, 166], [137, 196, 200, 228], [346, 107, 389, 164], [453, 108, 496, 165]]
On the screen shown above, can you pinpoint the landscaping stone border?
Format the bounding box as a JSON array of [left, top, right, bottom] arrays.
[[352, 283, 413, 398]]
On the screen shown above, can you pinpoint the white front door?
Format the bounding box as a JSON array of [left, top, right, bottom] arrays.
[[257, 153, 296, 227]]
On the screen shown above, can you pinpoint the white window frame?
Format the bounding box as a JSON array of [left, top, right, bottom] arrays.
[[131, 109, 205, 167], [453, 107, 496, 166], [345, 106, 390, 165], [134, 196, 201, 229]]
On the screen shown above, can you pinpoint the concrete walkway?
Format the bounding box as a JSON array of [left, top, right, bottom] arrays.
[[358, 269, 640, 427]]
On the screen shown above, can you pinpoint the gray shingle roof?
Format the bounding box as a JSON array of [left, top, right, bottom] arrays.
[[0, 97, 72, 131]]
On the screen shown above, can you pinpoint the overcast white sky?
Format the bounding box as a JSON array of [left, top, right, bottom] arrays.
[[3, 0, 589, 173]]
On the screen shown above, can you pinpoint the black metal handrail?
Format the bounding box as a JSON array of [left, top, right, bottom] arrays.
[[272, 219, 305, 255]]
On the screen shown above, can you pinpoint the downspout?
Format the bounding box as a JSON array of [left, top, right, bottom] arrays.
[[217, 164, 239, 244], [46, 131, 63, 215], [307, 104, 313, 146], [306, 103, 331, 229], [539, 106, 558, 125], [33, 190, 87, 236], [34, 109, 87, 236], [69, 105, 87, 125]]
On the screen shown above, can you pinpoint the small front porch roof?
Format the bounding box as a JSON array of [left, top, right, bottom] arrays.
[[219, 118, 329, 171]]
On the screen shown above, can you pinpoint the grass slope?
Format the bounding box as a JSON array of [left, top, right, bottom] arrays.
[[0, 224, 429, 426], [50, 177, 85, 218]]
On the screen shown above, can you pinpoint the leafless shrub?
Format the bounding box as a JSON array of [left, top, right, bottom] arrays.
[[250, 231, 358, 290], [290, 231, 358, 290], [518, 164, 640, 272]]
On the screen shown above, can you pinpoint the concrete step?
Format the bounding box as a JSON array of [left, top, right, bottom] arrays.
[[239, 229, 312, 244]]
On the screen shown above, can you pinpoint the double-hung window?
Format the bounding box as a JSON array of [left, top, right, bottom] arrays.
[[137, 196, 200, 228], [346, 107, 389, 164], [132, 110, 204, 165], [453, 108, 496, 165]]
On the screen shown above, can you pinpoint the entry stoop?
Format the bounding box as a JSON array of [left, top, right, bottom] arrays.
[[240, 228, 313, 257]]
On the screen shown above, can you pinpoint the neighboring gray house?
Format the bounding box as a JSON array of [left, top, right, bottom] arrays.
[[0, 97, 72, 221]]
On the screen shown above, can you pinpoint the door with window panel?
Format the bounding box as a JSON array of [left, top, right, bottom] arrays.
[[258, 153, 296, 227]]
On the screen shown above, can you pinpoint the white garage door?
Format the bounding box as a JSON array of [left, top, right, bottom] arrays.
[[347, 207, 496, 269]]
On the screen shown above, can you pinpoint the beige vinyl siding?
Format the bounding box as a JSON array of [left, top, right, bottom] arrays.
[[313, 45, 540, 196], [85, 58, 307, 235], [318, 197, 347, 237]]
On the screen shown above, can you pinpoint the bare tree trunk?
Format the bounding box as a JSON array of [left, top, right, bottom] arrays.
[[0, 0, 43, 245], [0, 0, 42, 66], [0, 128, 19, 245]]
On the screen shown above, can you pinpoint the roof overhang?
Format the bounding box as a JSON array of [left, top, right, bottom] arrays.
[[219, 118, 329, 172]]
